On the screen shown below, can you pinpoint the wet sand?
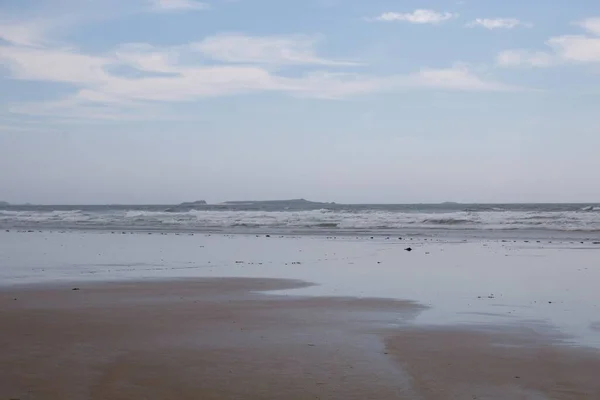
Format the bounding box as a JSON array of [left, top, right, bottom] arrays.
[[3, 231, 600, 346], [387, 327, 600, 399], [2, 278, 600, 399]]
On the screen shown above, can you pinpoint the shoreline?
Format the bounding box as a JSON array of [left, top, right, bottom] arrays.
[[2, 277, 600, 399], [3, 226, 600, 242]]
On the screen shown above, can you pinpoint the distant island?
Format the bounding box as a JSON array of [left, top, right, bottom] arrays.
[[0, 201, 9, 207], [221, 199, 331, 206], [177, 200, 207, 207]]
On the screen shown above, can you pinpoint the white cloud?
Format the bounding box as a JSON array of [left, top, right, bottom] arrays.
[[374, 9, 457, 24], [409, 65, 515, 91], [578, 18, 600, 36], [114, 43, 181, 72], [547, 35, 600, 63], [497, 17, 600, 67], [0, 46, 109, 83], [468, 18, 528, 30], [0, 20, 53, 47], [496, 50, 555, 68], [192, 34, 360, 66], [0, 32, 518, 119], [150, 0, 209, 12]]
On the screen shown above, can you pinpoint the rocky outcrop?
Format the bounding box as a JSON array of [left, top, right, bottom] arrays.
[[178, 200, 207, 207], [165, 200, 208, 211]]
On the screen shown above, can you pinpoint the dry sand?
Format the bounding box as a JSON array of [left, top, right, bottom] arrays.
[[1, 278, 600, 400]]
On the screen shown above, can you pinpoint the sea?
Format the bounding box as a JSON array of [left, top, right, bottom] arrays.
[[1, 202, 600, 240]]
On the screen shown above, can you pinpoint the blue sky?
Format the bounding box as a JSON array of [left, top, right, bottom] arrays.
[[1, 0, 600, 204]]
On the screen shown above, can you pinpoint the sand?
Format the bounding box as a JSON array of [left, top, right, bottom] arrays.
[[2, 278, 600, 400]]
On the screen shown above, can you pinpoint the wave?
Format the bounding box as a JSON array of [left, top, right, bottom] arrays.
[[1, 208, 600, 234], [314, 223, 339, 228], [463, 207, 506, 212], [422, 218, 473, 225]]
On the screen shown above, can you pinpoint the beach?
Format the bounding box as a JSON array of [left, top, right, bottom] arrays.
[[2, 230, 600, 399]]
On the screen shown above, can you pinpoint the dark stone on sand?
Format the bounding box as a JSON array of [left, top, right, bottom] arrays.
[[405, 247, 413, 252], [594, 242, 600, 245], [265, 235, 271, 238], [72, 288, 80, 291], [5, 230, 9, 232]]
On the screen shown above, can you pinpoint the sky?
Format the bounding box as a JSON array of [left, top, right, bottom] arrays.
[[1, 0, 600, 204]]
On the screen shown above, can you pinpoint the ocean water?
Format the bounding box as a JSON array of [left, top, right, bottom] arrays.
[[1, 203, 599, 239]]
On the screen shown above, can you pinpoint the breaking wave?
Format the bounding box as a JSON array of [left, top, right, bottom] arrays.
[[2, 206, 600, 234]]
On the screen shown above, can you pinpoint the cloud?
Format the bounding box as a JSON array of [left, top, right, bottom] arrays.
[[578, 18, 600, 36], [0, 46, 109, 83], [0, 20, 54, 47], [496, 50, 555, 68], [547, 35, 600, 63], [150, 0, 209, 12], [468, 18, 529, 30], [409, 65, 515, 91], [374, 9, 457, 24], [497, 17, 600, 67], [0, 32, 518, 120], [192, 34, 360, 66], [114, 43, 181, 73]]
